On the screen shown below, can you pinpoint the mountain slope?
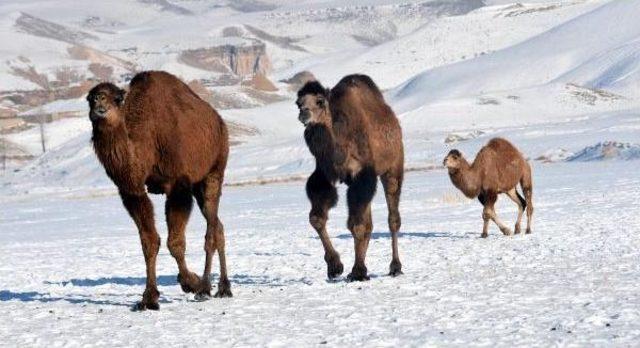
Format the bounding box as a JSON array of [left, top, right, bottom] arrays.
[[390, 0, 640, 113]]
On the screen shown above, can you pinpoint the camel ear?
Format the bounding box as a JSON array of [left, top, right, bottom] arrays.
[[114, 88, 126, 106], [86, 88, 96, 103]]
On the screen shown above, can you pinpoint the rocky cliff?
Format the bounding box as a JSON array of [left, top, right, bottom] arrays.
[[179, 42, 271, 77]]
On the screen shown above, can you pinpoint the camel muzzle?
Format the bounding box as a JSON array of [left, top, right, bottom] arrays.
[[90, 109, 107, 122], [298, 110, 311, 126]]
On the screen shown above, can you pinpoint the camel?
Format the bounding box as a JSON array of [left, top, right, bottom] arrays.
[[443, 137, 533, 238], [87, 71, 231, 310], [296, 74, 404, 281]]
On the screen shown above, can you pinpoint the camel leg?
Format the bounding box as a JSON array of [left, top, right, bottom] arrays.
[[523, 186, 533, 234], [381, 171, 403, 276], [166, 183, 202, 294], [120, 190, 161, 310], [346, 167, 377, 281], [481, 204, 490, 238], [521, 170, 534, 234], [478, 192, 486, 206], [505, 188, 525, 235], [482, 192, 511, 238], [194, 171, 231, 299], [306, 170, 342, 279], [479, 192, 490, 238]]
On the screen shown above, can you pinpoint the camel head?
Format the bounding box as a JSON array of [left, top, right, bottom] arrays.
[[296, 81, 331, 127], [443, 149, 465, 171], [86, 82, 125, 124]]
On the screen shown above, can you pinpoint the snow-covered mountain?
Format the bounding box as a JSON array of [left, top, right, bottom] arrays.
[[389, 0, 640, 112], [0, 0, 638, 193], [0, 0, 491, 92]]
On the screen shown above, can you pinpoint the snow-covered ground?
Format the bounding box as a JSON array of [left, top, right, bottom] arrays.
[[1, 160, 639, 346], [1, 0, 640, 346]]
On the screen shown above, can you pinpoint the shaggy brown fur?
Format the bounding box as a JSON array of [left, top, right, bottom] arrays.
[[444, 138, 533, 238], [297, 75, 404, 281], [87, 71, 231, 310]]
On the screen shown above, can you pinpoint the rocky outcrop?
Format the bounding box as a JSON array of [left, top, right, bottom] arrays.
[[244, 25, 307, 52], [137, 0, 193, 15], [68, 45, 137, 72], [222, 26, 244, 38], [566, 141, 640, 162], [179, 42, 271, 77], [15, 12, 97, 44], [280, 71, 316, 91], [228, 0, 277, 13], [1, 82, 93, 109], [241, 73, 277, 92]]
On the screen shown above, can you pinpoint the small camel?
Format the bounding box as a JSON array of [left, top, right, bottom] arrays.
[[87, 71, 231, 310], [443, 138, 533, 238], [296, 74, 404, 281]]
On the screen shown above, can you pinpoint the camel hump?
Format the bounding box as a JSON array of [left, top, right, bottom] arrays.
[[474, 137, 522, 166], [129, 71, 180, 89], [338, 74, 380, 92], [130, 71, 151, 87], [332, 74, 383, 100], [486, 137, 519, 152], [128, 70, 205, 106]]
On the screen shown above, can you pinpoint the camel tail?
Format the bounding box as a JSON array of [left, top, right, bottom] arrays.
[[520, 161, 533, 198], [516, 190, 527, 209], [521, 161, 534, 233]]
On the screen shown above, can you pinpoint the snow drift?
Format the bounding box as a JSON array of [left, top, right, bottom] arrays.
[[566, 141, 640, 162]]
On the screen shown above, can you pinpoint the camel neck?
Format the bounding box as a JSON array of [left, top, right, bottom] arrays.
[[449, 160, 482, 198], [92, 121, 136, 185], [304, 123, 339, 180]]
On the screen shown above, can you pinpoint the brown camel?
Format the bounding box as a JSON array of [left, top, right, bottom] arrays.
[[87, 71, 231, 310], [296, 74, 404, 281], [443, 137, 533, 238]]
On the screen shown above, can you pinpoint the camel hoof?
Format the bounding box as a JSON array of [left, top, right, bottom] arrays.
[[214, 289, 233, 298], [526, 228, 532, 234], [177, 272, 202, 294], [133, 288, 160, 311], [194, 291, 211, 302], [389, 259, 403, 277], [514, 226, 522, 235], [389, 269, 403, 277], [481, 233, 488, 238], [326, 255, 344, 279], [347, 273, 370, 282], [132, 301, 159, 311], [500, 227, 513, 236], [347, 265, 369, 282], [214, 279, 233, 298]]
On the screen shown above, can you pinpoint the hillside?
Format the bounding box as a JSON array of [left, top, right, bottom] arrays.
[[4, 0, 635, 193]]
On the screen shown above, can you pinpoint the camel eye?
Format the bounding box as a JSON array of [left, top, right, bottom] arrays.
[[316, 98, 325, 107]]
